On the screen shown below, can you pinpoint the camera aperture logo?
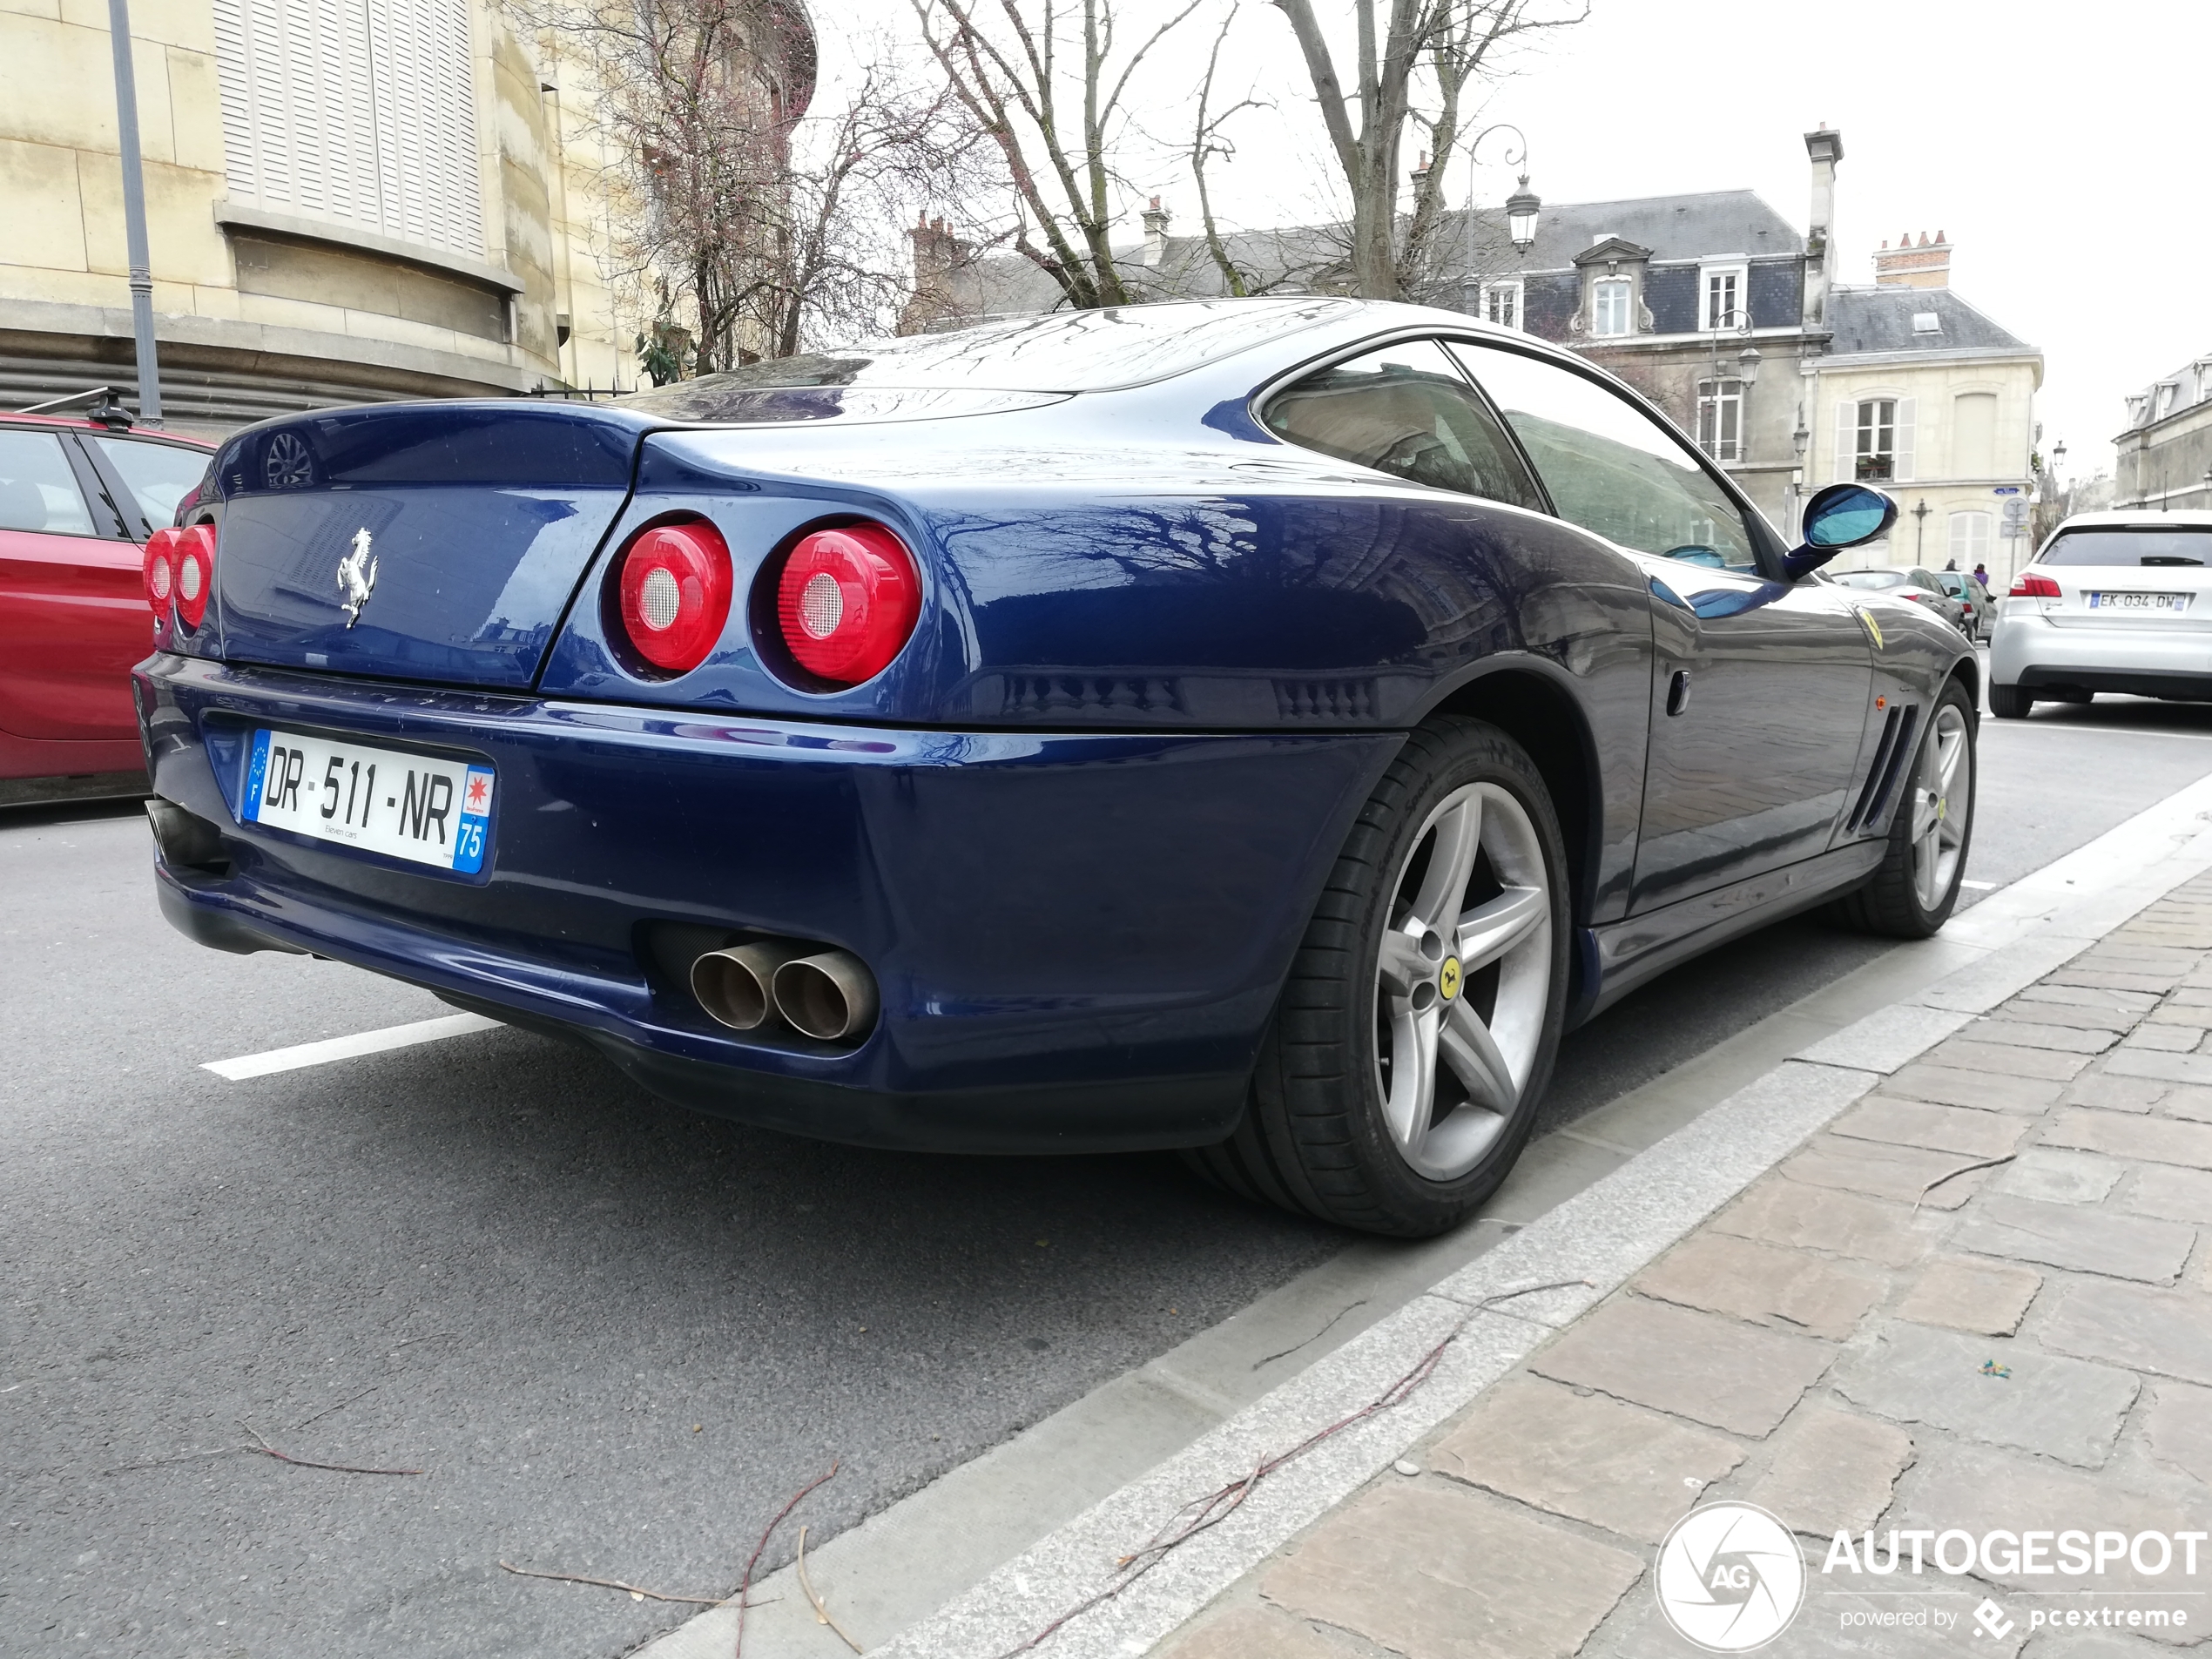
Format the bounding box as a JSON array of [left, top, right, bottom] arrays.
[[1656, 1502, 1807, 1652]]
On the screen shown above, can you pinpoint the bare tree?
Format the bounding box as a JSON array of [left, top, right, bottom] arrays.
[[1190, 10, 1262, 298], [1271, 0, 1586, 300], [910, 0, 1204, 309]]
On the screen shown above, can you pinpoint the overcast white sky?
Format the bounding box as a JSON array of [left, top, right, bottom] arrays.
[[834, 0, 2208, 478]]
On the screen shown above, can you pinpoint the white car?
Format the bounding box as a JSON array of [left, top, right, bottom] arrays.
[[1989, 509, 2212, 718]]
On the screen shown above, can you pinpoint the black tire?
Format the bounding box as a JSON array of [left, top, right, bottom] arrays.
[[1834, 678, 1977, 939], [1989, 684, 2032, 719], [1184, 716, 1571, 1238]]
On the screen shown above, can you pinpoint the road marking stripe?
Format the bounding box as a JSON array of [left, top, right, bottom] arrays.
[[1960, 879, 1999, 890], [203, 1013, 501, 1080]]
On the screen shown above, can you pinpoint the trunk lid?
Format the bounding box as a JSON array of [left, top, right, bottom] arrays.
[[209, 402, 651, 689]]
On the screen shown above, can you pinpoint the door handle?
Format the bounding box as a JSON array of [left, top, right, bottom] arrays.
[[1666, 669, 1692, 717]]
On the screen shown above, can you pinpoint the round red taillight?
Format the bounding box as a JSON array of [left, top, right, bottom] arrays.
[[616, 521, 733, 674], [143, 526, 179, 616], [774, 523, 921, 687], [174, 524, 216, 628]]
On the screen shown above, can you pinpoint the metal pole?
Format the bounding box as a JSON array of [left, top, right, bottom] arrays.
[[106, 0, 162, 427]]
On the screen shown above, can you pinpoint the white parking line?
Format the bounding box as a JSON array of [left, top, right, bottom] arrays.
[[202, 1012, 501, 1080], [1960, 880, 1999, 890]]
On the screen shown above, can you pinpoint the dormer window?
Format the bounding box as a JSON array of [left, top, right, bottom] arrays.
[[1702, 264, 1748, 331], [1480, 279, 1523, 332], [1912, 311, 1941, 335], [1593, 279, 1633, 338]]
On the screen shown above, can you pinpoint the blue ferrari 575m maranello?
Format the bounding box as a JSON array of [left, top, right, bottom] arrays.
[[136, 298, 1977, 1237]]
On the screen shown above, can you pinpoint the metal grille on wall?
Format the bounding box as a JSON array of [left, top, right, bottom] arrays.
[[213, 0, 484, 256]]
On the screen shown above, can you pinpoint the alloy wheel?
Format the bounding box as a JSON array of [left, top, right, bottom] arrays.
[[1911, 703, 1971, 910], [1372, 782, 1553, 1182]]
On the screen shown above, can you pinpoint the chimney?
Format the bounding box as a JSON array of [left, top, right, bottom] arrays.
[[1142, 196, 1170, 268], [900, 212, 971, 334], [1803, 125, 1843, 330], [1873, 228, 1952, 288]]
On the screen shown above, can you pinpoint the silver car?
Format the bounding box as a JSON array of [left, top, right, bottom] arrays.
[[1990, 510, 2212, 718]]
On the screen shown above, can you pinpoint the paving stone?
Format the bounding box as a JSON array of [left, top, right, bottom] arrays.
[[1781, 1136, 1993, 1211], [2101, 1048, 2212, 1088], [1260, 1480, 1643, 1659], [1967, 1020, 2122, 1055], [2165, 986, 2212, 1008], [2145, 1002, 2212, 1024], [1999, 1001, 2142, 1033], [2152, 1083, 2212, 1123], [1924, 1038, 2093, 1080], [1426, 1375, 1743, 1544], [2014, 983, 2161, 1015], [1634, 1231, 1885, 1341], [2040, 1281, 2212, 1386], [2122, 1025, 2205, 1054], [2047, 969, 2187, 994], [1748, 1405, 1914, 1536], [1892, 1444, 2203, 1603], [1831, 1097, 2031, 1158], [2062, 1074, 2166, 1114], [1153, 1606, 1347, 1659], [1895, 1255, 2042, 1336], [2080, 946, 2202, 972], [2127, 1165, 2212, 1224], [2144, 1380, 2212, 1487], [1886, 1063, 2065, 1115], [1716, 1180, 1939, 1267], [1992, 1149, 2127, 1206], [1528, 1296, 1834, 1437], [1831, 1321, 2139, 1467], [2041, 1109, 2212, 1170], [1950, 1196, 2197, 1283]]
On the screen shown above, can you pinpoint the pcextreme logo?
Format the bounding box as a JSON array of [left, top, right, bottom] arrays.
[[1656, 1502, 1806, 1651]]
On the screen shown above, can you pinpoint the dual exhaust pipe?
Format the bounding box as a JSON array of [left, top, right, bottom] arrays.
[[690, 941, 878, 1043]]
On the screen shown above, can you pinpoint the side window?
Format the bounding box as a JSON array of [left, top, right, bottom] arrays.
[[0, 428, 98, 537], [95, 436, 211, 537], [1446, 341, 1761, 575], [1264, 338, 1546, 509]]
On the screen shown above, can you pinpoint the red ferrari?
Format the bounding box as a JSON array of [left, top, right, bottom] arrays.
[[0, 399, 212, 798]]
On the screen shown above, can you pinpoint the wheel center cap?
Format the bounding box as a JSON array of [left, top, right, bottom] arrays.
[[1439, 956, 1462, 1001]]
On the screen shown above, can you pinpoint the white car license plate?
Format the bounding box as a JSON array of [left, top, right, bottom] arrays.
[[242, 728, 493, 873], [2087, 590, 2190, 611]]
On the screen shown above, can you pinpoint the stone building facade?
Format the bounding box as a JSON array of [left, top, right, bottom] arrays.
[[2115, 357, 2212, 514], [0, 0, 813, 436]]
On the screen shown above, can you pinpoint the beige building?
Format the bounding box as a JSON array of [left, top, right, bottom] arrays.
[[1805, 233, 2043, 580], [0, 0, 771, 435], [2114, 355, 2212, 513]]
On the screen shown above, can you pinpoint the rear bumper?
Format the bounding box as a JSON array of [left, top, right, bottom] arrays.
[[137, 655, 1400, 1152], [1990, 610, 2212, 698]]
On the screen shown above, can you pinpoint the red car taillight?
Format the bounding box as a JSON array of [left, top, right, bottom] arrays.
[[615, 520, 733, 674], [174, 525, 215, 628], [144, 527, 179, 616], [773, 523, 921, 687], [2012, 570, 2061, 598]]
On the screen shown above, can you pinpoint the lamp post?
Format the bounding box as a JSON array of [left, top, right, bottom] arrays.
[[1700, 306, 1758, 470], [1462, 125, 1535, 325], [1912, 497, 1931, 564], [105, 0, 160, 425], [1789, 414, 1811, 540]]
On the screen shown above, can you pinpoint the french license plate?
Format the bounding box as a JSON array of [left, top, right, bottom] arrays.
[[2087, 591, 2190, 611], [242, 728, 493, 873]]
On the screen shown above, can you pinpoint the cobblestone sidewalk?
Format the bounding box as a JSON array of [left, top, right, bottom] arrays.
[[1156, 880, 2212, 1659]]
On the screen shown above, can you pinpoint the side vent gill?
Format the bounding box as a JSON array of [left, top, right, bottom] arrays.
[[1851, 704, 1919, 832]]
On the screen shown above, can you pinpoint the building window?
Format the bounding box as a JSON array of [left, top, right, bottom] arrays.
[[1702, 266, 1747, 331], [1949, 510, 1993, 568], [1855, 399, 1898, 481], [212, 0, 484, 255], [1696, 379, 1743, 463], [1479, 280, 1522, 332], [1592, 279, 1632, 338]]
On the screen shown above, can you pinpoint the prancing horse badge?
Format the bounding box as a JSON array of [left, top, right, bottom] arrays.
[[337, 528, 378, 628]]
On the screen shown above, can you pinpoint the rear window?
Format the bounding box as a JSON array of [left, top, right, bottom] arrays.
[[96, 435, 208, 535], [2042, 529, 2212, 567]]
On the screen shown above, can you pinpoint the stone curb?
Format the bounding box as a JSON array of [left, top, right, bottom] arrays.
[[873, 806, 2212, 1659]]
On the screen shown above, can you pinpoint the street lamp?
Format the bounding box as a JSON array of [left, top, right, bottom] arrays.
[[1462, 125, 1534, 322], [1700, 306, 1757, 467], [1505, 176, 1541, 253]]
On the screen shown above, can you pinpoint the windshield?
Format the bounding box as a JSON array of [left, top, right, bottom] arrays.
[[616, 300, 1350, 417], [2042, 529, 2212, 567], [1833, 570, 1910, 590]]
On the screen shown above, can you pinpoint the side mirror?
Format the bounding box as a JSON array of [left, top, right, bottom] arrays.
[[1782, 484, 1898, 580]]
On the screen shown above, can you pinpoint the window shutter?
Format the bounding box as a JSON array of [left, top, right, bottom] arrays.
[[1892, 397, 1917, 483], [1835, 400, 1855, 484]]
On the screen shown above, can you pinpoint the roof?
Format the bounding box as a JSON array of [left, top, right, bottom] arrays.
[[2119, 358, 2212, 434], [1505, 190, 1804, 271], [1824, 287, 2033, 355]]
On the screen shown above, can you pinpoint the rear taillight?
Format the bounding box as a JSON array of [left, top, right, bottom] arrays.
[[174, 525, 215, 628], [615, 520, 733, 674], [143, 527, 179, 616], [2012, 570, 2061, 598], [773, 523, 921, 687]]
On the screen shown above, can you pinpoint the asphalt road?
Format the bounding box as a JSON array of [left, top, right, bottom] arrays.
[[7, 685, 2212, 1659]]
